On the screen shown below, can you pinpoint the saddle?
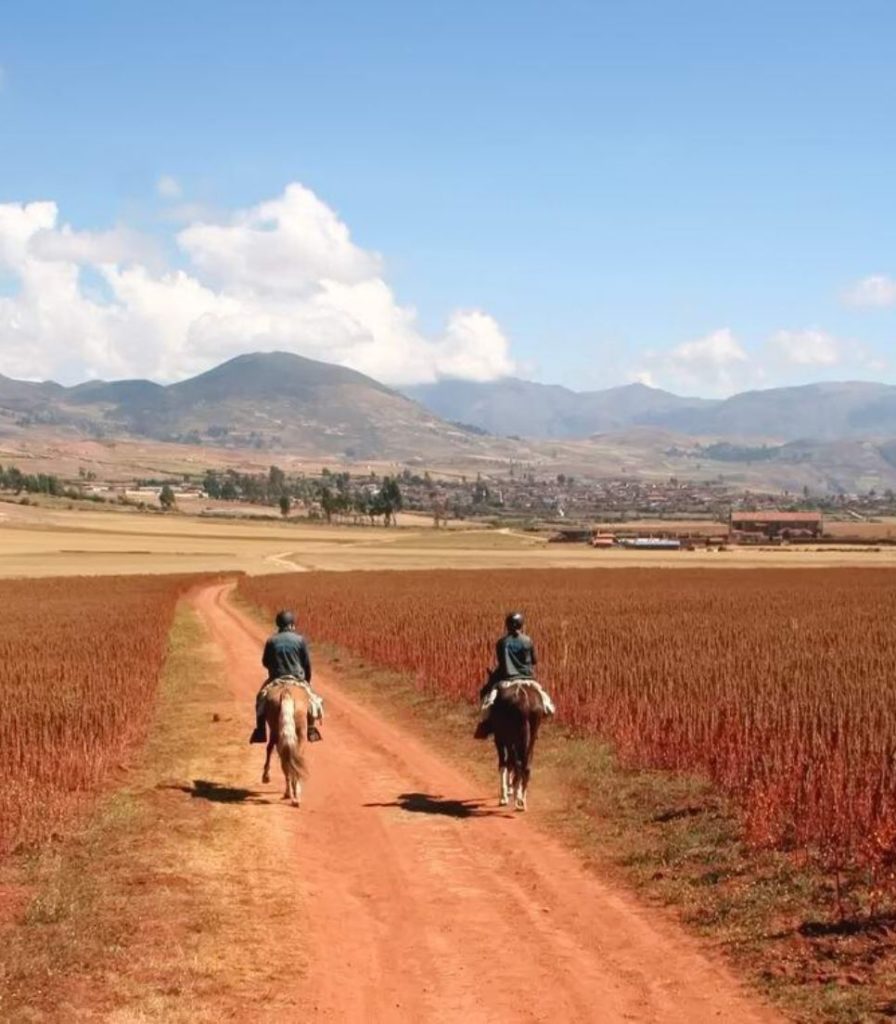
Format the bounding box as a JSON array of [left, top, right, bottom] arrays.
[[493, 678, 555, 716], [261, 676, 324, 722]]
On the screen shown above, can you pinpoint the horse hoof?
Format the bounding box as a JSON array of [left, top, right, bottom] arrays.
[[291, 800, 301, 808], [515, 801, 526, 812], [262, 772, 270, 784]]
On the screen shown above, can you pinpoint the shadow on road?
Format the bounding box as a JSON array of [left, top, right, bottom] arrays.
[[161, 778, 272, 805], [364, 791, 506, 819]]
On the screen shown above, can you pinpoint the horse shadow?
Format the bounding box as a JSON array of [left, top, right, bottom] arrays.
[[364, 791, 505, 819], [161, 778, 272, 805]]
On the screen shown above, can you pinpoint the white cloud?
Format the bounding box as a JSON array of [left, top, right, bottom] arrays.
[[156, 175, 182, 200], [30, 223, 159, 267], [843, 274, 896, 308], [767, 329, 840, 366], [0, 184, 516, 386], [650, 328, 748, 395], [178, 184, 380, 295]]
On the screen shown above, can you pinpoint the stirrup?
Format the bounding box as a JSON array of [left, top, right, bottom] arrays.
[[249, 724, 267, 744], [307, 726, 323, 743]]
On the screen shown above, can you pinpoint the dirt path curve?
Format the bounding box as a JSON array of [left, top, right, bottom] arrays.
[[192, 583, 783, 1024]]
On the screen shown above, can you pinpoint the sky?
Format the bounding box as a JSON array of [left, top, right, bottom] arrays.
[[0, 0, 894, 396]]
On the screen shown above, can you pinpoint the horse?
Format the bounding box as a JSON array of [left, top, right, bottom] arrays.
[[488, 681, 545, 811], [260, 682, 308, 806]]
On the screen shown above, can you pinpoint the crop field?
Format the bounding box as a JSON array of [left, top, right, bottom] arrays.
[[241, 568, 896, 909], [0, 574, 206, 855]]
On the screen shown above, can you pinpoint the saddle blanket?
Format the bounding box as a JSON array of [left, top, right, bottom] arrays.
[[481, 678, 556, 715], [261, 676, 324, 722]]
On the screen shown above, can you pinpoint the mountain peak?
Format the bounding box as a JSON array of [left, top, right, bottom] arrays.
[[169, 350, 395, 402]]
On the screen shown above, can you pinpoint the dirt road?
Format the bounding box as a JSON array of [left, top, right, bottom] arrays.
[[193, 583, 782, 1024]]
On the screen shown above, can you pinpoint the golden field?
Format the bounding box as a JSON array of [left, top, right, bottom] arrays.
[[2, 499, 896, 577]]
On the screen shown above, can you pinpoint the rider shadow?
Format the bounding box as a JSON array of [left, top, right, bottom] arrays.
[[364, 791, 504, 819], [161, 779, 272, 805]]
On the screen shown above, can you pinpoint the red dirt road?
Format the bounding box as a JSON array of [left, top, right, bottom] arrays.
[[193, 583, 783, 1024]]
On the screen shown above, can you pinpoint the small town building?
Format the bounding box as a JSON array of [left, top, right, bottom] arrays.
[[729, 510, 823, 542]]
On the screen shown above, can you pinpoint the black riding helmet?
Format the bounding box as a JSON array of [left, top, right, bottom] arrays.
[[275, 609, 296, 630], [505, 611, 524, 633]]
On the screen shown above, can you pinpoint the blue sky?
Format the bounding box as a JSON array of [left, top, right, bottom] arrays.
[[0, 1, 894, 394]]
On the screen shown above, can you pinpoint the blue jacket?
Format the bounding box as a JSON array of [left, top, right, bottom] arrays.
[[262, 629, 312, 683]]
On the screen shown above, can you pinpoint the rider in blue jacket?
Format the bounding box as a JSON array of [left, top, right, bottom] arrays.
[[251, 609, 323, 743], [475, 612, 555, 738]]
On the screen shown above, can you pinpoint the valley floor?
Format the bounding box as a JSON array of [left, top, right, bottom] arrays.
[[2, 500, 896, 576]]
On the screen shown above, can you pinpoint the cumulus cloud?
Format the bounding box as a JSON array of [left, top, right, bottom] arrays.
[[639, 328, 748, 395], [634, 325, 890, 396], [843, 274, 896, 308], [0, 184, 516, 385], [30, 223, 159, 267], [767, 329, 840, 366]]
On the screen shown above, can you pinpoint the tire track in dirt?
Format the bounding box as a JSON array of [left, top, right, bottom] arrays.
[[192, 582, 783, 1024]]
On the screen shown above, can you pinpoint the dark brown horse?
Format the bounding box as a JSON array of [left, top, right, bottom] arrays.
[[260, 683, 308, 806], [488, 681, 545, 811]]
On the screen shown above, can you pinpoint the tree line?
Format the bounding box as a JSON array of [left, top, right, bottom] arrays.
[[0, 464, 65, 496], [201, 466, 404, 525]]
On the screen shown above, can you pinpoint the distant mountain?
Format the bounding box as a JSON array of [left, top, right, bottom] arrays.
[[407, 377, 896, 442], [405, 378, 714, 438], [657, 382, 896, 441], [5, 355, 896, 491], [0, 373, 63, 408], [0, 352, 515, 461]]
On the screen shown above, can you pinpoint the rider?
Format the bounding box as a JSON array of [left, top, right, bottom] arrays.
[[474, 611, 555, 739], [250, 609, 324, 744]]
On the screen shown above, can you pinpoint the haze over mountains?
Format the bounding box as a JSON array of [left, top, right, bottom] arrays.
[[4, 351, 896, 492], [405, 378, 896, 442]]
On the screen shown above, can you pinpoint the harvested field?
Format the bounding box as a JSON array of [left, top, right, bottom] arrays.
[[240, 568, 896, 914], [0, 574, 208, 854], [4, 502, 896, 577]]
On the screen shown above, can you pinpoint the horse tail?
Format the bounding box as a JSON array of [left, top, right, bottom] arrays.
[[277, 692, 306, 782]]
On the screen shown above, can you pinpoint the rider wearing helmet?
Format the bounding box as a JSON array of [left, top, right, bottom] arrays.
[[474, 611, 555, 738], [250, 609, 323, 744]]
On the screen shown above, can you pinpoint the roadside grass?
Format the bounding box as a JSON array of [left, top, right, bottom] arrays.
[[0, 606, 305, 1023], [284, 623, 895, 1024]]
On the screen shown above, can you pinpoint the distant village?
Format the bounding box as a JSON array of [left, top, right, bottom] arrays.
[[3, 460, 896, 545]]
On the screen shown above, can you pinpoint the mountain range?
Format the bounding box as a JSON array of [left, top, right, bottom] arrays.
[[0, 352, 514, 463], [4, 352, 896, 492], [405, 378, 896, 442]]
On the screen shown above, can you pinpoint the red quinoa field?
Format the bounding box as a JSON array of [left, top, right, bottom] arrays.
[[240, 568, 896, 895], [0, 574, 205, 854]]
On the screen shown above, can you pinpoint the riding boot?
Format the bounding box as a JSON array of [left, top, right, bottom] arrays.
[[249, 712, 267, 744], [474, 717, 493, 740], [307, 712, 323, 743]]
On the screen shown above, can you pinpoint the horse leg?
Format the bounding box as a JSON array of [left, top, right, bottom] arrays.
[[262, 737, 275, 784], [518, 713, 541, 811], [500, 764, 511, 806], [495, 738, 511, 806], [514, 719, 532, 811]]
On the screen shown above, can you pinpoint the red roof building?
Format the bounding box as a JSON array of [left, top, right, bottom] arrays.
[[730, 510, 823, 541]]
